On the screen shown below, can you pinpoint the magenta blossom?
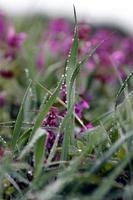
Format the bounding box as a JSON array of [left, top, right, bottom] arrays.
[[7, 26, 27, 49], [75, 100, 90, 118], [78, 21, 91, 41], [111, 50, 125, 66], [80, 123, 93, 133], [48, 18, 70, 33]]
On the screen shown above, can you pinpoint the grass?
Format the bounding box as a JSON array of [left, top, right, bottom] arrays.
[[0, 8, 133, 200]]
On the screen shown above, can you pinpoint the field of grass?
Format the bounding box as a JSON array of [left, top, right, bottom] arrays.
[[0, 8, 133, 200]]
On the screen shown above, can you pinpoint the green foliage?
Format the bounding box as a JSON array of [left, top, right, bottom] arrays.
[[1, 8, 133, 200]]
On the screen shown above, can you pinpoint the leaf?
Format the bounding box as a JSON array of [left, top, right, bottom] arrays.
[[11, 80, 32, 151]]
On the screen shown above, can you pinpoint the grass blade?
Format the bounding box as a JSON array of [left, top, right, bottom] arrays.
[[34, 130, 47, 177], [11, 80, 32, 150], [19, 128, 47, 159], [61, 6, 78, 161], [30, 77, 63, 138], [115, 71, 133, 108]]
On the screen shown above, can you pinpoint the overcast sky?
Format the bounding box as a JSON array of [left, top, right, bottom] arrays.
[[0, 0, 133, 33]]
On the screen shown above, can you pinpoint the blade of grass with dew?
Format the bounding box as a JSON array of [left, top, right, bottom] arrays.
[[69, 36, 114, 95], [66, 5, 78, 107], [30, 77, 63, 139], [61, 6, 78, 161], [115, 71, 133, 108], [11, 80, 32, 151]]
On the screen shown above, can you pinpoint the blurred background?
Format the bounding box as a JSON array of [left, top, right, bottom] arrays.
[[0, 0, 133, 33]]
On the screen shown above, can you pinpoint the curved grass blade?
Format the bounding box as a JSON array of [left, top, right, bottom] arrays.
[[19, 128, 47, 160], [30, 77, 63, 139], [11, 80, 32, 151], [35, 80, 86, 129], [115, 71, 133, 108], [17, 128, 32, 150], [69, 35, 115, 96]]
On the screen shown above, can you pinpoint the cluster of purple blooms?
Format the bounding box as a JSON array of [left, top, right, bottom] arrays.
[[36, 18, 133, 153], [0, 11, 27, 77], [37, 18, 133, 83], [42, 88, 92, 153], [0, 11, 27, 107]]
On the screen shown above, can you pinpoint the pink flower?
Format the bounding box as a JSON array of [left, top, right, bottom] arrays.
[[48, 19, 70, 33], [111, 50, 125, 66]]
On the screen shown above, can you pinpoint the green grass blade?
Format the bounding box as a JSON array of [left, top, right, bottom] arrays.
[[61, 6, 78, 161], [61, 110, 73, 160], [11, 80, 32, 150], [115, 71, 133, 108], [66, 5, 78, 107], [19, 128, 47, 159], [30, 77, 63, 138], [34, 130, 47, 177], [17, 128, 32, 149]]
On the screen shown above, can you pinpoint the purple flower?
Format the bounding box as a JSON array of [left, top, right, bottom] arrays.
[[7, 26, 27, 48], [48, 19, 70, 33], [111, 50, 125, 66], [75, 100, 90, 118], [42, 107, 60, 152], [42, 107, 59, 127], [0, 70, 14, 79], [80, 123, 93, 133]]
